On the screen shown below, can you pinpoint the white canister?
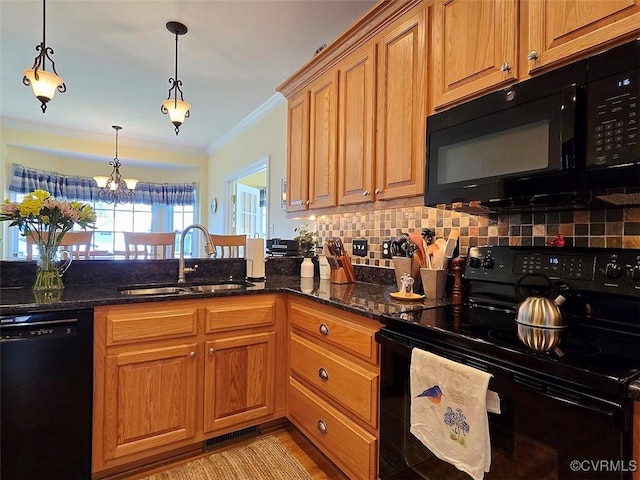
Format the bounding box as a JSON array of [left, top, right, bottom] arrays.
[[300, 257, 314, 278], [318, 255, 331, 280]]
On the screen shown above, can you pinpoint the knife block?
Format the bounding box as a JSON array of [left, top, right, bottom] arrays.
[[331, 267, 350, 284]]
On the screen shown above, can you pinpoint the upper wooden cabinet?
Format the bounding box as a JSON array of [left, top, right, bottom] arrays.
[[286, 91, 310, 213], [375, 6, 428, 201], [285, 71, 339, 212], [338, 43, 377, 206], [432, 0, 518, 109], [308, 71, 339, 210], [524, 0, 640, 74]]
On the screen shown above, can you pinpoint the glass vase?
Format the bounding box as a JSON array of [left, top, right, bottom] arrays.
[[33, 244, 71, 292]]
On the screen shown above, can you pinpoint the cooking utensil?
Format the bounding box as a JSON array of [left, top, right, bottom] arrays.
[[409, 232, 426, 267], [515, 274, 566, 354]]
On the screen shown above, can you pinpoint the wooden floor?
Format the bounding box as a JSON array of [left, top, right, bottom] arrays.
[[114, 425, 348, 480]]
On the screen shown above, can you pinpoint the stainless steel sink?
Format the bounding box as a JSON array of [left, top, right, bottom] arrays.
[[189, 283, 248, 293], [119, 286, 191, 296], [119, 281, 253, 296]]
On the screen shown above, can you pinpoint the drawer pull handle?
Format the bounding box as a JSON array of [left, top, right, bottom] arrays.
[[319, 323, 329, 336], [318, 368, 329, 380], [317, 420, 328, 433], [209, 348, 215, 354], [189, 351, 196, 358]]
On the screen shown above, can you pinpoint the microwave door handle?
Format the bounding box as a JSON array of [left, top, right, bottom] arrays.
[[560, 84, 585, 170]]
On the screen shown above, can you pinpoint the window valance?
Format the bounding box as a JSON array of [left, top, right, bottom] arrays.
[[9, 163, 196, 206]]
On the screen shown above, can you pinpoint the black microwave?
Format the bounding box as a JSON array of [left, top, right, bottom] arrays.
[[425, 39, 639, 211]]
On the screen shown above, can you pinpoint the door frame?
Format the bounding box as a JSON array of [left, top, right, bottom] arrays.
[[224, 156, 270, 235]]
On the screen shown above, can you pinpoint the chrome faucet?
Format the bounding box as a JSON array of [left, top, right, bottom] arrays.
[[178, 224, 217, 283]]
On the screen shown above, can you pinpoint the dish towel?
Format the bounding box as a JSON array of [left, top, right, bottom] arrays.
[[410, 347, 493, 480]]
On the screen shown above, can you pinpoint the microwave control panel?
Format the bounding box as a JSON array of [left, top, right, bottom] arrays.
[[587, 68, 639, 167]]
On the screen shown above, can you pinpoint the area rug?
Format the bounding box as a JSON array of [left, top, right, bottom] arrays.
[[141, 435, 312, 480]]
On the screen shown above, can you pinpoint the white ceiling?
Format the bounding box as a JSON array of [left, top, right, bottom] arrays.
[[0, 0, 377, 154]]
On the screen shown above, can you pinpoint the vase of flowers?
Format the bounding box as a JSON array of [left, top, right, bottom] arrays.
[[294, 223, 316, 278], [1, 190, 96, 292]]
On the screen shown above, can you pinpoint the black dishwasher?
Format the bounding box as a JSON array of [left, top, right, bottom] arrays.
[[1, 308, 93, 480]]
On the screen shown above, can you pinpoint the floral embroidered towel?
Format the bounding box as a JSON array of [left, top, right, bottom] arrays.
[[410, 348, 493, 480]]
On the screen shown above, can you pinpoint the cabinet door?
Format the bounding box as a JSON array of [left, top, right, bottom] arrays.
[[204, 332, 276, 433], [102, 343, 199, 461], [308, 70, 339, 209], [338, 43, 376, 206], [376, 5, 428, 201], [432, 0, 518, 109], [286, 91, 310, 212], [526, 0, 640, 74]]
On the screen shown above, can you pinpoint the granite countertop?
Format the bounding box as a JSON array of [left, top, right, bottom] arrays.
[[0, 275, 449, 319]]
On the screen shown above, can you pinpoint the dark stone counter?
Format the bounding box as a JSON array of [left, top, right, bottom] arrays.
[[629, 380, 640, 402], [0, 256, 448, 318]]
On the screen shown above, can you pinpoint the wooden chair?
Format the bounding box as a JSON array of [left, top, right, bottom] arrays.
[[209, 234, 246, 258], [124, 232, 176, 259], [26, 231, 93, 260]]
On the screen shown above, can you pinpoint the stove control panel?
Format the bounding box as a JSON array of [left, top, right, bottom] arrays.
[[466, 246, 640, 296]]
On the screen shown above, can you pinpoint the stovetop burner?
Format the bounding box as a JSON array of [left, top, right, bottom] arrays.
[[487, 328, 602, 358]]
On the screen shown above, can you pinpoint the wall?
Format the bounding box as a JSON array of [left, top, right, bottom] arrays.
[[0, 124, 208, 259], [207, 101, 307, 239], [317, 205, 640, 269]]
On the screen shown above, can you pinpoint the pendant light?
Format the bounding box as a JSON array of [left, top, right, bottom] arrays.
[[161, 21, 190, 135], [94, 126, 139, 204], [23, 0, 66, 113]]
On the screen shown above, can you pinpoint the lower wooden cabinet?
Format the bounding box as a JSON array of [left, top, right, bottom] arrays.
[[288, 297, 381, 480], [93, 295, 286, 475], [289, 378, 377, 480], [203, 332, 276, 433]]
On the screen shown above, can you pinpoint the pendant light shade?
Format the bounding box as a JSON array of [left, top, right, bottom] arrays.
[[161, 21, 190, 135], [22, 0, 66, 113]]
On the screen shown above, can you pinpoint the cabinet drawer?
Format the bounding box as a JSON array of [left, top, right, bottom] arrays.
[[103, 305, 198, 346], [289, 378, 377, 480], [204, 295, 276, 333], [289, 299, 380, 365], [290, 333, 378, 429]]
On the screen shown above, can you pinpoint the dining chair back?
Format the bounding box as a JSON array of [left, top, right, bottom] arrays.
[[209, 234, 246, 258], [26, 231, 94, 260], [124, 232, 176, 259]]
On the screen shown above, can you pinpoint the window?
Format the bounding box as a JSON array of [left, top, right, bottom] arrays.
[[11, 194, 195, 260]]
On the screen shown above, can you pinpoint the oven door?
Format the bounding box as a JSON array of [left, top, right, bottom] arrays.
[[376, 328, 634, 480]]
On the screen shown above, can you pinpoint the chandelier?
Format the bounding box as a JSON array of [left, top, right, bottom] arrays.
[[161, 21, 190, 135], [23, 0, 66, 113], [93, 126, 139, 204]]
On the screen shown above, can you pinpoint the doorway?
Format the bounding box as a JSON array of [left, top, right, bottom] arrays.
[[225, 157, 268, 237]]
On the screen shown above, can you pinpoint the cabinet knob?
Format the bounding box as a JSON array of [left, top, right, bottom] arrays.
[[363, 190, 370, 196], [527, 50, 539, 61], [209, 348, 215, 354], [319, 323, 329, 336], [305, 200, 311, 206], [317, 420, 328, 433], [374, 188, 382, 195], [500, 62, 511, 72], [189, 351, 196, 358], [318, 368, 329, 380]]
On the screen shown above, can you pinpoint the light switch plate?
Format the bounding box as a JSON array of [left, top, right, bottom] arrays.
[[353, 239, 368, 257]]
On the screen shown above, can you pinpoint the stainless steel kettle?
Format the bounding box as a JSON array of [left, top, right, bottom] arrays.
[[514, 274, 566, 354]]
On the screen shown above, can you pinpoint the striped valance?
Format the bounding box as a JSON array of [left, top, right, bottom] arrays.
[[8, 163, 196, 206]]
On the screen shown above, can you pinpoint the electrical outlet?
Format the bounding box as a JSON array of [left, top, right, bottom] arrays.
[[353, 239, 368, 257], [381, 239, 393, 259]]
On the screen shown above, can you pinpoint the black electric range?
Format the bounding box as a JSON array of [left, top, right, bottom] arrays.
[[380, 246, 640, 400]]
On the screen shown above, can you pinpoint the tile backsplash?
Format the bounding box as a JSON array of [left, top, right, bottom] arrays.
[[316, 206, 640, 268]]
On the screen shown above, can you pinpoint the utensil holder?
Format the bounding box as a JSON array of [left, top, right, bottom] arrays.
[[393, 256, 421, 292], [420, 268, 448, 299]]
